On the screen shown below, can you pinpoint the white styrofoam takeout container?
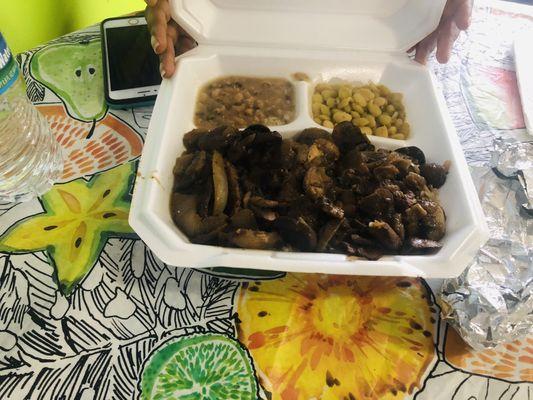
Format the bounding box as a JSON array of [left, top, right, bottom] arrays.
[[130, 0, 489, 278]]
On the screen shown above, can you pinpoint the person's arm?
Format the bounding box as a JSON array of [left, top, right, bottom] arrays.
[[412, 0, 473, 64], [145, 0, 472, 78]]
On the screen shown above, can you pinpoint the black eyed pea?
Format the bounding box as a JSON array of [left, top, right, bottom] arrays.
[[354, 117, 370, 127], [378, 114, 392, 127], [360, 126, 373, 136], [368, 102, 382, 117], [323, 120, 334, 129], [375, 126, 388, 137], [333, 111, 352, 123], [312, 94, 323, 104]]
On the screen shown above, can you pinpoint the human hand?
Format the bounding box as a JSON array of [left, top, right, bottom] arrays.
[[411, 0, 473, 65], [145, 0, 196, 78]]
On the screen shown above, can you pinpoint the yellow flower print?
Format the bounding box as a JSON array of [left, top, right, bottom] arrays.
[[237, 274, 437, 400], [0, 162, 135, 295]]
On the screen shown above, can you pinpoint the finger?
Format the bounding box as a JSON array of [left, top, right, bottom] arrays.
[[454, 0, 473, 30], [160, 35, 177, 78], [144, 0, 158, 6], [145, 1, 171, 54], [436, 20, 460, 64], [414, 30, 438, 65], [167, 20, 180, 46]]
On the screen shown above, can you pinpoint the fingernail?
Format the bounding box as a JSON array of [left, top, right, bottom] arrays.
[[151, 36, 159, 52], [160, 64, 166, 78]]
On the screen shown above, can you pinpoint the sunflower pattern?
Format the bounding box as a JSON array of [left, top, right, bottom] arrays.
[[1, 4, 533, 400], [237, 274, 438, 400]]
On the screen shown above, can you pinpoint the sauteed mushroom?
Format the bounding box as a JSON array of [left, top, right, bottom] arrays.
[[170, 122, 450, 260]]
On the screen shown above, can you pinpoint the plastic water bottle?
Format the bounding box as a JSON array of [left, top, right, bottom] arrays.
[[0, 32, 62, 203]]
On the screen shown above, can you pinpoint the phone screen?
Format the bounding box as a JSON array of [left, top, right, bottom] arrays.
[[106, 24, 161, 91]]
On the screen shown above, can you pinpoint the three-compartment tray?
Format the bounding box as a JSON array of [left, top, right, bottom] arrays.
[[129, 0, 488, 278]]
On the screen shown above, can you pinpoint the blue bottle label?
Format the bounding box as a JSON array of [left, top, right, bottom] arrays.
[[0, 32, 19, 95]]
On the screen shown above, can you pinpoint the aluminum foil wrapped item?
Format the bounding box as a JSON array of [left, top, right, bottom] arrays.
[[440, 159, 533, 350]]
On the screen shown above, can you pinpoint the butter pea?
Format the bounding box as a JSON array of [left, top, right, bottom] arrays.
[[319, 114, 331, 121], [320, 104, 330, 116], [326, 98, 336, 108], [367, 114, 376, 128], [322, 89, 336, 99], [374, 97, 387, 107], [388, 126, 398, 135], [353, 93, 367, 107], [394, 118, 403, 128], [378, 84, 391, 96], [339, 86, 352, 99], [354, 104, 365, 115], [375, 126, 388, 137], [333, 111, 352, 123], [391, 134, 405, 140], [323, 120, 334, 129], [378, 114, 392, 127], [351, 111, 361, 119], [314, 117, 322, 124], [312, 103, 321, 115], [368, 102, 382, 117], [386, 104, 395, 114], [338, 97, 351, 109], [400, 122, 410, 136], [360, 127, 372, 135], [354, 117, 370, 127], [359, 88, 375, 101], [312, 94, 323, 103]]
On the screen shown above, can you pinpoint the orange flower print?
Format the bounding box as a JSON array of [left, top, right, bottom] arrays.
[[237, 274, 437, 400], [445, 327, 533, 382]]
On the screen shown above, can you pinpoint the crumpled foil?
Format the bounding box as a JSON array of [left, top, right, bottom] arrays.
[[439, 140, 533, 350]]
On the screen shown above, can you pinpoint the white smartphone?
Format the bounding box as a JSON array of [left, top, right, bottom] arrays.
[[101, 16, 161, 108]]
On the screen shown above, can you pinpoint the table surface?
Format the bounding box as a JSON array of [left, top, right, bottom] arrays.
[[0, 1, 532, 399]]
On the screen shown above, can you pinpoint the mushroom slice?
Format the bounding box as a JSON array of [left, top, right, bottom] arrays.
[[317, 219, 343, 252], [307, 138, 340, 166], [170, 193, 203, 237], [419, 200, 446, 241], [395, 146, 426, 165], [304, 166, 333, 201], [332, 121, 371, 151], [229, 229, 281, 250], [419, 162, 449, 188], [295, 127, 331, 145], [212, 151, 229, 215], [225, 161, 241, 214], [276, 216, 317, 252], [230, 209, 257, 229], [368, 220, 402, 250]]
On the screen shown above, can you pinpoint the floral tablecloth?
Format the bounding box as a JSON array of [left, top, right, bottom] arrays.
[[0, 1, 532, 399]]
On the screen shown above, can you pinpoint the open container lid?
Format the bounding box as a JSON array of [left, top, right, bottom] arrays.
[[171, 0, 446, 53]]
